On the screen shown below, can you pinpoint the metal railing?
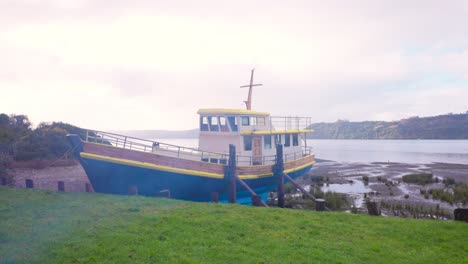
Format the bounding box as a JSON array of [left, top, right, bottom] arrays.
[[270, 116, 312, 131], [84, 130, 314, 166], [85, 130, 229, 161]]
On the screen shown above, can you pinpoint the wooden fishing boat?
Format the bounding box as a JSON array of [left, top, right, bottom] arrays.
[[68, 70, 315, 202]]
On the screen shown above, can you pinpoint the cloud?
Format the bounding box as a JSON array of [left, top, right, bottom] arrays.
[[0, 0, 467, 130]]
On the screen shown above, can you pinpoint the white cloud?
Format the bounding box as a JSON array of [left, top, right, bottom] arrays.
[[0, 0, 467, 129]]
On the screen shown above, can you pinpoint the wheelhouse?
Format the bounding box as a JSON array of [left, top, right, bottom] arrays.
[[197, 108, 313, 165]]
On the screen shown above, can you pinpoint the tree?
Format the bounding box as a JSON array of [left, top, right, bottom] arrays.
[[0, 114, 9, 126]]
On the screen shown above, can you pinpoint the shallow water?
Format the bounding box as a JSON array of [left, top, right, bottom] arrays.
[[307, 139, 468, 164], [321, 180, 371, 194]]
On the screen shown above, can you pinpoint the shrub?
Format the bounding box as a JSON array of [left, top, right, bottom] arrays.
[[443, 177, 456, 187], [324, 191, 347, 211], [402, 173, 434, 185], [284, 183, 296, 194]]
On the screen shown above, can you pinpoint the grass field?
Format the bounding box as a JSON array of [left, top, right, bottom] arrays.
[[1, 187, 467, 264]]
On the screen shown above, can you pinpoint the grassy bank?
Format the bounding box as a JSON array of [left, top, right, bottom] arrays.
[[1, 187, 467, 264]]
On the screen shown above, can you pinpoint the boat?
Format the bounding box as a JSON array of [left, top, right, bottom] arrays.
[[67, 70, 315, 202]]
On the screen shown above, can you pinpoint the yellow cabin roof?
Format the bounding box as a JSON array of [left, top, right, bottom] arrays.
[[197, 108, 270, 116]]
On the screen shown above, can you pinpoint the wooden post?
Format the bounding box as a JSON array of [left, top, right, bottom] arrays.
[[25, 179, 34, 189], [365, 199, 381, 216], [315, 198, 325, 211], [227, 144, 237, 203], [211, 192, 219, 203], [128, 185, 138, 195], [57, 181, 65, 192], [85, 183, 93, 192], [283, 173, 317, 201], [275, 144, 285, 208], [236, 175, 268, 207]]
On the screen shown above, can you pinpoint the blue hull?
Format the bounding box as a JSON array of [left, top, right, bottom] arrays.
[[80, 157, 313, 202]]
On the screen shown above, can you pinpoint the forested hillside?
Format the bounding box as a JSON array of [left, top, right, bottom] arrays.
[[308, 113, 468, 139]]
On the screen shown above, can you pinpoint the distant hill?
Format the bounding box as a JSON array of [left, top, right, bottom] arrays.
[[112, 112, 468, 140], [308, 113, 468, 139], [110, 129, 199, 139]]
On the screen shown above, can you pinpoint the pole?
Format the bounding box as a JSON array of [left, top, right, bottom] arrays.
[[227, 144, 237, 203], [275, 144, 285, 208]]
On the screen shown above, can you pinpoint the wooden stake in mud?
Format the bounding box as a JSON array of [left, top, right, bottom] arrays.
[[227, 144, 237, 203], [275, 144, 285, 208]]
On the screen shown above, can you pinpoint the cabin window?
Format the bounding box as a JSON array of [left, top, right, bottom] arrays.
[[209, 116, 219, 131], [250, 117, 257, 126], [228, 116, 238, 132], [219, 116, 229, 132], [264, 135, 272, 149], [200, 116, 209, 131], [293, 134, 299, 146], [285, 134, 291, 147], [257, 117, 265, 126], [243, 135, 252, 151], [274, 134, 282, 145], [241, 116, 250, 126]]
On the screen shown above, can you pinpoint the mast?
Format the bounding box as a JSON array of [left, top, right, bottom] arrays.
[[240, 69, 262, 110]]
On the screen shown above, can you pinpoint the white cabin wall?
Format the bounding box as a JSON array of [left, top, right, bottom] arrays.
[[198, 133, 242, 154]]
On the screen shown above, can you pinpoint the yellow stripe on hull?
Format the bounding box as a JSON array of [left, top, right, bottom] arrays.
[[238, 161, 316, 179], [80, 152, 314, 180]]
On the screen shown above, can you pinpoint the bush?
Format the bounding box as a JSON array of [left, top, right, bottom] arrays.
[[284, 183, 296, 194], [402, 173, 434, 185], [324, 191, 347, 211], [362, 176, 369, 185], [443, 178, 456, 187]]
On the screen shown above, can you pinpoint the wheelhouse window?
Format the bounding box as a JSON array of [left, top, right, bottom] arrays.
[[293, 134, 299, 146], [250, 117, 257, 126], [219, 116, 229, 132], [241, 116, 250, 126], [243, 135, 252, 151], [228, 116, 238, 132], [200, 116, 209, 131], [209, 116, 219, 131], [285, 134, 291, 147], [264, 135, 272, 149], [257, 117, 265, 126]]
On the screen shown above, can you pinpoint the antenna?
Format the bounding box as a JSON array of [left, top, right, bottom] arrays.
[[240, 69, 262, 110]]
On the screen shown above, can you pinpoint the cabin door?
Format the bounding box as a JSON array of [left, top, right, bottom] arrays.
[[252, 135, 263, 165]]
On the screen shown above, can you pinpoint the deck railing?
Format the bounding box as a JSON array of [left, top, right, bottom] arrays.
[[270, 116, 312, 131], [84, 130, 313, 166]]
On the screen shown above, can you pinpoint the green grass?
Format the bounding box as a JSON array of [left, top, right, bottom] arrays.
[[1, 187, 467, 264]]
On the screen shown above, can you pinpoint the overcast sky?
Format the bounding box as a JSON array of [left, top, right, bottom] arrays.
[[1, 0, 467, 130]]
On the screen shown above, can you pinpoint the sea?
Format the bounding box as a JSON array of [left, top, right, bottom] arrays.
[[156, 139, 468, 164]]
